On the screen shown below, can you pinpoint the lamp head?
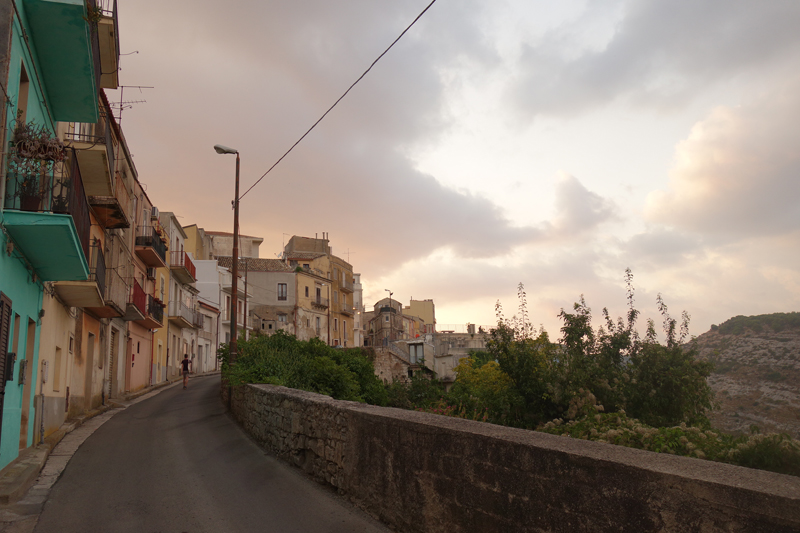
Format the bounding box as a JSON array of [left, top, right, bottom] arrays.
[[214, 144, 238, 155]]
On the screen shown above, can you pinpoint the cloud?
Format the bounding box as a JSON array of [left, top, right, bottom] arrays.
[[510, 0, 800, 116], [552, 173, 617, 235], [644, 80, 800, 238]]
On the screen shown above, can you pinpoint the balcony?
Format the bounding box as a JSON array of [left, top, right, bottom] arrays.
[[89, 171, 130, 229], [135, 294, 164, 330], [311, 296, 329, 310], [170, 251, 196, 284], [85, 265, 127, 318], [23, 0, 99, 123], [53, 241, 105, 308], [63, 113, 115, 197], [3, 147, 91, 281], [123, 279, 146, 322], [221, 310, 253, 330], [341, 305, 354, 317], [135, 226, 167, 268], [95, 0, 119, 89], [340, 278, 354, 293], [168, 301, 195, 329], [193, 310, 205, 329]]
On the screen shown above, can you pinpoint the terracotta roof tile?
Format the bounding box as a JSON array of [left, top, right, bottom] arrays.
[[216, 256, 292, 272]]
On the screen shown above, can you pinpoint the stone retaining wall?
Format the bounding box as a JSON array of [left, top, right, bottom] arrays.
[[229, 384, 800, 533]]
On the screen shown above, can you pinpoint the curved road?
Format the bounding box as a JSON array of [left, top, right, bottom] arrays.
[[34, 375, 391, 533]]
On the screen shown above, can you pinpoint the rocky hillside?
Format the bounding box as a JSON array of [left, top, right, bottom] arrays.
[[693, 313, 800, 438]]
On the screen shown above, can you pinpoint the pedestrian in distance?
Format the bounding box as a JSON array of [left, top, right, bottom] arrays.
[[181, 354, 192, 389]]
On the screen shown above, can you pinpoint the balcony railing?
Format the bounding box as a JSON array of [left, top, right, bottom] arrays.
[[312, 296, 329, 309], [63, 110, 114, 187], [4, 147, 91, 260], [129, 279, 146, 316], [222, 310, 253, 328], [135, 225, 167, 265], [193, 310, 204, 329], [105, 266, 127, 313], [89, 241, 106, 296], [170, 251, 196, 282], [168, 300, 194, 326], [340, 278, 354, 292], [147, 294, 164, 325], [341, 305, 354, 316]]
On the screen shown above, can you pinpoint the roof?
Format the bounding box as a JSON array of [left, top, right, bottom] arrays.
[[216, 256, 293, 272], [204, 231, 264, 242], [285, 251, 326, 260]]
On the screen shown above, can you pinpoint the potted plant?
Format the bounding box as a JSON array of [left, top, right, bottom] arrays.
[[17, 177, 41, 211]]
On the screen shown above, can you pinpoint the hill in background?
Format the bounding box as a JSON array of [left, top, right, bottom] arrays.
[[693, 312, 800, 438]]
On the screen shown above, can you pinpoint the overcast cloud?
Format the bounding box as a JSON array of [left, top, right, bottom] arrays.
[[117, 0, 800, 335]]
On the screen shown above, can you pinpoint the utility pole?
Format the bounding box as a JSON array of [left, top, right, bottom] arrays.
[[243, 257, 248, 341]]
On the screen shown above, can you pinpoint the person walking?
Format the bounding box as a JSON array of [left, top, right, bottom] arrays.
[[181, 354, 192, 389]]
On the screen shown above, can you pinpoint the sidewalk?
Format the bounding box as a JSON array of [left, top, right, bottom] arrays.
[[0, 371, 219, 524]]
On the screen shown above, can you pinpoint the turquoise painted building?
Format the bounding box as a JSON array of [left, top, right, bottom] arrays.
[[0, 0, 99, 469]]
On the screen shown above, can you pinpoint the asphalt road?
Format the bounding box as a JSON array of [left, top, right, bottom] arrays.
[[34, 375, 392, 533]]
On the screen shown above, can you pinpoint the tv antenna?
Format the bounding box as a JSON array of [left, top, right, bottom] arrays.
[[116, 85, 154, 127]]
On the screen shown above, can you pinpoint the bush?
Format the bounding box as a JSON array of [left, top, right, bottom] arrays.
[[220, 330, 384, 403], [539, 413, 800, 477]]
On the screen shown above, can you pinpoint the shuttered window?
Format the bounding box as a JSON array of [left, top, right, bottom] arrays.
[[0, 292, 11, 391]]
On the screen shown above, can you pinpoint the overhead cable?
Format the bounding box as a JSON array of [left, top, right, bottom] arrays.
[[238, 0, 438, 201]]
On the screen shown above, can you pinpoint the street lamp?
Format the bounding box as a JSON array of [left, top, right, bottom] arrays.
[[385, 289, 393, 342], [214, 144, 240, 362]]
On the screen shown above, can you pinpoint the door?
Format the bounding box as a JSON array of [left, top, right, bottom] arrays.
[[108, 328, 118, 398]]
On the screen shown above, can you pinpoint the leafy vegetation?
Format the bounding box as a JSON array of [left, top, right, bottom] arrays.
[[716, 312, 800, 335], [221, 271, 800, 476], [220, 330, 388, 405]]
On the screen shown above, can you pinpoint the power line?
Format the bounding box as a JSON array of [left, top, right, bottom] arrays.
[[239, 0, 438, 201]]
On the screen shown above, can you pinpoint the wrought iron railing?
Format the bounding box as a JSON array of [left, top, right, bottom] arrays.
[[129, 279, 146, 315], [63, 108, 114, 185], [170, 251, 196, 281], [147, 294, 164, 324], [135, 225, 167, 263], [105, 267, 127, 310], [4, 148, 91, 260], [168, 300, 194, 324], [312, 296, 329, 308], [193, 310, 204, 329], [89, 241, 106, 296]]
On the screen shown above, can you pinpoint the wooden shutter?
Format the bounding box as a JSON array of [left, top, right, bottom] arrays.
[[0, 292, 11, 393]]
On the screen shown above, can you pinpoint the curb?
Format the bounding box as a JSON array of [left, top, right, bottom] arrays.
[[0, 404, 111, 505]]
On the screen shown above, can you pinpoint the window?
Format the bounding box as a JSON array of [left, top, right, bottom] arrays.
[[305, 286, 309, 297], [0, 293, 12, 383], [334, 291, 338, 303], [278, 314, 287, 323], [306, 319, 310, 327], [343, 320, 346, 333], [278, 283, 288, 301], [17, 64, 29, 122], [334, 318, 338, 331], [385, 315, 389, 322]]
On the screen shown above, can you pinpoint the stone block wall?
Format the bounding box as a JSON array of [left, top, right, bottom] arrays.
[[229, 384, 800, 533]]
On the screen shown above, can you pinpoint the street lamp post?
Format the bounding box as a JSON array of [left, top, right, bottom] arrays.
[[214, 144, 240, 362]]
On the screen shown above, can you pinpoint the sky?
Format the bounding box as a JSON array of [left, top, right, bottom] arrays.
[[113, 0, 800, 337]]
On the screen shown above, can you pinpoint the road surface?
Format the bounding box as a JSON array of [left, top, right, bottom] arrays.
[[34, 374, 391, 533]]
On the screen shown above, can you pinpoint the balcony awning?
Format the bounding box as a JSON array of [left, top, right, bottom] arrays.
[[1, 211, 89, 281], [23, 0, 99, 123]]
